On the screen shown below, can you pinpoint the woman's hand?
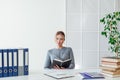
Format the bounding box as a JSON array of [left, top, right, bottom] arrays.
[[53, 65, 65, 69], [61, 67, 65, 69], [53, 65, 61, 69]]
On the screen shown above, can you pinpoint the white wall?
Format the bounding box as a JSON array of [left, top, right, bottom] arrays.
[[66, 0, 117, 69], [99, 0, 116, 60], [0, 0, 66, 72], [66, 0, 82, 69]]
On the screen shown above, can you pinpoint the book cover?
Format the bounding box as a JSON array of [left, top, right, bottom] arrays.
[[80, 72, 105, 79], [53, 59, 71, 68]]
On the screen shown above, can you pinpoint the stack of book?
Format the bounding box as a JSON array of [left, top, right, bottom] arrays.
[[100, 57, 120, 77]]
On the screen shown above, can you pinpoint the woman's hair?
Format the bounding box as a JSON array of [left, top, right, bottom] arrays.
[[56, 31, 65, 37]]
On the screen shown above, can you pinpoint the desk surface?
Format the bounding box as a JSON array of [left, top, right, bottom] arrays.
[[0, 69, 120, 80]]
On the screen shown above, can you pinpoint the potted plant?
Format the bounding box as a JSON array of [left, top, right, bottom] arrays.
[[100, 12, 120, 77], [100, 12, 120, 58]]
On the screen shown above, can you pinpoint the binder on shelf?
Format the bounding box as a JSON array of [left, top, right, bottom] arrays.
[[0, 50, 3, 77], [18, 49, 24, 76], [8, 49, 13, 76], [2, 49, 8, 77], [24, 48, 29, 75], [12, 49, 18, 76]]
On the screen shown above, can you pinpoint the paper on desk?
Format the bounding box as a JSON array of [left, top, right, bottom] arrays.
[[44, 70, 75, 79]]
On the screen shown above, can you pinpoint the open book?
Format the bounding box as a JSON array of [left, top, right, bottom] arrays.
[[53, 59, 72, 68]]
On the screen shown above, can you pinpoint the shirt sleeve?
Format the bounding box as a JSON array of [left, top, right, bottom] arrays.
[[44, 50, 51, 69], [68, 47, 75, 69]]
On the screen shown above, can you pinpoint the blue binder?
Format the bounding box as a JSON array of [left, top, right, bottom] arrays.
[[24, 48, 29, 75], [2, 49, 8, 77], [12, 49, 18, 76], [0, 50, 3, 77], [8, 49, 13, 76]]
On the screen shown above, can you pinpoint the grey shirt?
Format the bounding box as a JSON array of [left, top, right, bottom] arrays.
[[44, 47, 75, 69]]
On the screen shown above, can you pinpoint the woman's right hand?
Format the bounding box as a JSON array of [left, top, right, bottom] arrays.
[[53, 65, 65, 69], [53, 65, 61, 69]]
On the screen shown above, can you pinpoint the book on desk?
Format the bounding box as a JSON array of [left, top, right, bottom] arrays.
[[53, 59, 71, 68], [80, 72, 105, 80], [44, 72, 74, 79], [100, 56, 120, 77]]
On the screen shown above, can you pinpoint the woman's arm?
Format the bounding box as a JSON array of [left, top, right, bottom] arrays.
[[44, 51, 51, 69], [68, 48, 75, 69]]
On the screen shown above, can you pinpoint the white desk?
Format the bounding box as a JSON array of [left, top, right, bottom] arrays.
[[0, 69, 120, 80]]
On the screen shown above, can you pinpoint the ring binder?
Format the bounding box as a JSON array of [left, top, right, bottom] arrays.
[[24, 48, 29, 75], [8, 49, 13, 76], [0, 50, 3, 77], [3, 49, 8, 77], [0, 48, 29, 78], [12, 49, 18, 76]]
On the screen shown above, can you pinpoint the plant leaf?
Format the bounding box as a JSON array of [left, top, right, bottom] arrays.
[[101, 31, 107, 37]]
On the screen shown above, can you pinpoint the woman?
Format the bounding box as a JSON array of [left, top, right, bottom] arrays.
[[44, 31, 75, 69]]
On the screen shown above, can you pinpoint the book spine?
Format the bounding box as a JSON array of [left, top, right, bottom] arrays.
[[101, 61, 120, 65], [101, 64, 120, 68], [102, 58, 120, 62]]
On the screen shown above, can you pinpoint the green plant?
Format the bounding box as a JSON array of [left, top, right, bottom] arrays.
[[100, 12, 120, 58]]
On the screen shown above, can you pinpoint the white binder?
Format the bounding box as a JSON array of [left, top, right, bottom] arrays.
[[18, 49, 24, 76]]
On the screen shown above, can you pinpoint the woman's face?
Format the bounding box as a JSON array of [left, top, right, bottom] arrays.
[[55, 34, 65, 47]]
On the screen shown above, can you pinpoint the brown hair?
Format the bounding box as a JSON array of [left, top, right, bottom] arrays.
[[56, 31, 65, 38]]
